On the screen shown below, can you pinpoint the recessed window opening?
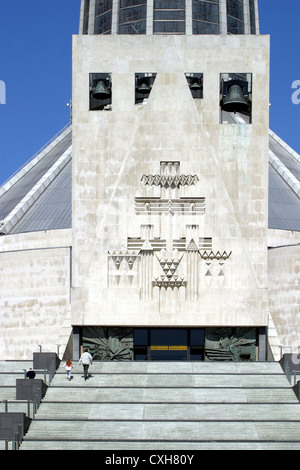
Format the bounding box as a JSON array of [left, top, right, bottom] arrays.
[[89, 73, 112, 111], [185, 73, 204, 99], [135, 73, 157, 104], [220, 73, 252, 124]]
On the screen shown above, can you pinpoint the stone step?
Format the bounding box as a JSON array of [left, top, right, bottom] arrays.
[[53, 372, 290, 388], [19, 440, 300, 451], [0, 401, 36, 417], [43, 385, 298, 403], [13, 361, 300, 451], [0, 387, 16, 401], [0, 362, 33, 373], [35, 402, 300, 421], [21, 419, 300, 442], [58, 361, 283, 374], [0, 373, 34, 386]]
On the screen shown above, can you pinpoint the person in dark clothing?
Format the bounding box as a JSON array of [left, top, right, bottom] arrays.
[[26, 368, 36, 379], [79, 348, 93, 380]]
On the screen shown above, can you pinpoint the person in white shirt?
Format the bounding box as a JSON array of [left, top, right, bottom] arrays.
[[79, 348, 93, 380]]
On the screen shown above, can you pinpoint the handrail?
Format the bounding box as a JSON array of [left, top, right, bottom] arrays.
[[6, 424, 22, 450], [23, 362, 56, 385], [2, 399, 37, 419], [279, 345, 300, 359], [23, 368, 48, 384]]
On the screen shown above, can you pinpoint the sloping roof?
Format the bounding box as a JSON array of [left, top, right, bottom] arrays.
[[0, 131, 72, 222], [0, 124, 72, 235], [0, 119, 300, 235], [268, 131, 300, 231], [9, 159, 72, 234]]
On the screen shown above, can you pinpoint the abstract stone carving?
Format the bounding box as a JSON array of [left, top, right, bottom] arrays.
[[141, 174, 199, 189], [127, 238, 166, 251], [153, 253, 186, 289], [200, 250, 232, 261], [153, 276, 186, 289], [82, 327, 134, 361], [200, 250, 232, 281], [205, 327, 256, 361], [108, 251, 139, 270], [141, 161, 199, 190], [135, 197, 205, 215]]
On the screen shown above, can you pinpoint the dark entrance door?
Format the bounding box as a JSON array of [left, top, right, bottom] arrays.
[[133, 328, 205, 361], [150, 328, 188, 361]]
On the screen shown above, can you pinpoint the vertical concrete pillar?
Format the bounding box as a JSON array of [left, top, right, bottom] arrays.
[[258, 327, 267, 361], [147, 0, 154, 35], [112, 0, 119, 34], [243, 0, 251, 34], [73, 326, 81, 360], [185, 0, 193, 35], [254, 0, 259, 34], [79, 0, 85, 34], [219, 0, 227, 34], [88, 0, 96, 34]]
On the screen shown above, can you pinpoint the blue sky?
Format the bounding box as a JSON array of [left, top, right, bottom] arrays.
[[0, 0, 299, 186]]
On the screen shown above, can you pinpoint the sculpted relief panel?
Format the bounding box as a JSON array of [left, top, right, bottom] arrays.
[[107, 161, 232, 302]]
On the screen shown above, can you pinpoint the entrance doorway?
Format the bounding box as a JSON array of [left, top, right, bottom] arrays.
[[134, 328, 205, 361], [78, 326, 261, 361]]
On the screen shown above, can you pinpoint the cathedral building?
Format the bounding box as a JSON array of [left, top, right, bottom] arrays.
[[0, 0, 300, 362]]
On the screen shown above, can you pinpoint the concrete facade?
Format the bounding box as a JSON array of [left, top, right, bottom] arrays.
[[0, 3, 300, 362], [71, 34, 270, 330], [268, 245, 300, 353], [0, 230, 72, 360]]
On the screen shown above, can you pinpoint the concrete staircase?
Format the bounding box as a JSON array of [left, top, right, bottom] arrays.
[[16, 361, 300, 450]]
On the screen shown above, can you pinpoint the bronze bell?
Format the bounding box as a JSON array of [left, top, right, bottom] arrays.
[[222, 83, 249, 113], [137, 80, 151, 94], [189, 79, 202, 91], [93, 80, 110, 100]]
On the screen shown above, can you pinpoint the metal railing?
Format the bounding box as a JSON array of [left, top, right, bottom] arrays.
[[1, 400, 37, 451], [38, 343, 62, 359], [279, 348, 300, 401], [2, 399, 37, 419], [1, 348, 61, 450], [279, 345, 300, 359], [292, 371, 300, 387], [23, 364, 56, 386], [3, 424, 22, 451]]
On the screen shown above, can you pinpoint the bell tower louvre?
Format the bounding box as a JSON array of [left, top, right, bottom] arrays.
[[0, 1, 300, 362]]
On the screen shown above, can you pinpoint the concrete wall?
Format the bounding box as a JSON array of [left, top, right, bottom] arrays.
[[268, 244, 300, 353], [0, 230, 71, 359], [72, 34, 270, 328]]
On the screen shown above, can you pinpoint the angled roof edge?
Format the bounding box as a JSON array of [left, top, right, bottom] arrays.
[[0, 146, 72, 235], [269, 128, 300, 165], [269, 149, 300, 199], [0, 123, 72, 199], [230, 113, 300, 199], [268, 128, 300, 201]]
